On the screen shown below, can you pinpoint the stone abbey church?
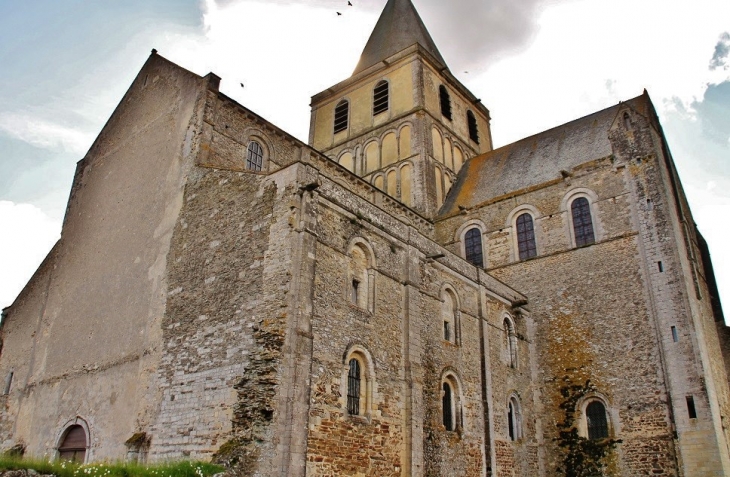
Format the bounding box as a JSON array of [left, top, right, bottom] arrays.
[[2, 0, 730, 475]]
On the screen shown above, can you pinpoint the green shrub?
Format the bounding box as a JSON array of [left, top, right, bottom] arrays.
[[0, 456, 224, 477]]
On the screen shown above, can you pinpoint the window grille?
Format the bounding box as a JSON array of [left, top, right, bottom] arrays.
[[439, 85, 452, 120], [334, 100, 349, 133], [246, 141, 264, 172], [516, 213, 537, 260], [442, 382, 453, 430], [571, 197, 595, 247], [467, 111, 479, 143], [373, 81, 389, 116], [464, 228, 484, 267], [347, 359, 361, 415], [586, 401, 609, 439]]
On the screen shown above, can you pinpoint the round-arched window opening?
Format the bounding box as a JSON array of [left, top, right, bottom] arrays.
[[246, 141, 264, 172], [586, 401, 609, 439], [58, 425, 87, 463]]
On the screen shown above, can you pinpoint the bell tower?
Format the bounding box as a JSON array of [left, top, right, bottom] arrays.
[[309, 0, 493, 218]]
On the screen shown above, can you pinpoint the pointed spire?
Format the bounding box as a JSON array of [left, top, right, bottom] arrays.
[[353, 0, 447, 75]]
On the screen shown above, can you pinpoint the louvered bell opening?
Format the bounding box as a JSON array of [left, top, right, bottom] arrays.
[[373, 82, 389, 116], [334, 101, 349, 134]]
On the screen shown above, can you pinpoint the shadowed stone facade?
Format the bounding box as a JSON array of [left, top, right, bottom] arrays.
[[1, 0, 728, 475]]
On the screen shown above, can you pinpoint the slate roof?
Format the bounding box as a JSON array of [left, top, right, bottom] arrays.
[[353, 0, 447, 75], [439, 94, 651, 216]]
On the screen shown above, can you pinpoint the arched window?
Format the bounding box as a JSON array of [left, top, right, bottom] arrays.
[[467, 111, 479, 144], [586, 401, 609, 439], [623, 112, 631, 129], [58, 425, 87, 462], [246, 141, 264, 172], [334, 100, 349, 133], [439, 85, 452, 120], [373, 80, 389, 116], [504, 317, 517, 368], [347, 358, 361, 415], [442, 289, 459, 345], [348, 240, 375, 313], [442, 382, 454, 430], [508, 396, 522, 441], [516, 213, 537, 260], [571, 197, 595, 247], [464, 228, 484, 267]]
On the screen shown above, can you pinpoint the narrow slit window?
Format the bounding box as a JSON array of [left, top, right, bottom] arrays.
[[586, 401, 609, 439], [464, 228, 484, 267], [439, 85, 452, 120], [467, 111, 479, 143], [334, 100, 349, 133], [246, 141, 264, 172], [347, 359, 361, 415], [373, 81, 389, 116], [571, 197, 595, 247], [442, 382, 454, 430], [516, 213, 537, 260], [3, 371, 13, 395], [687, 396, 697, 419], [671, 326, 679, 342], [658, 261, 664, 272], [508, 400, 516, 440], [444, 321, 451, 342], [351, 279, 360, 305]]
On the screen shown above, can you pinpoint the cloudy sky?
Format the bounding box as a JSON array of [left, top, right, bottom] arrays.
[[1, 0, 728, 318]]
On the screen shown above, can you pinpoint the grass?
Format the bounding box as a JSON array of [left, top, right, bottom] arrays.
[[0, 457, 225, 477]]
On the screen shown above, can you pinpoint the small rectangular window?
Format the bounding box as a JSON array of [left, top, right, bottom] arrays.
[[671, 326, 679, 342], [687, 396, 697, 419], [444, 321, 451, 342], [658, 261, 664, 272]]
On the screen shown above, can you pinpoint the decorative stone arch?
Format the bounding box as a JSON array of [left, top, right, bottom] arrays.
[[397, 122, 414, 159], [507, 392, 523, 441], [439, 283, 461, 345], [341, 344, 377, 419], [440, 368, 464, 432], [347, 237, 376, 312], [575, 393, 617, 440], [398, 161, 413, 206], [337, 149, 357, 174], [456, 219, 487, 268], [431, 125, 445, 163], [55, 417, 90, 463], [503, 313, 518, 369], [453, 143, 465, 172], [372, 173, 385, 192], [506, 204, 542, 262], [364, 138, 381, 174], [560, 188, 603, 247]]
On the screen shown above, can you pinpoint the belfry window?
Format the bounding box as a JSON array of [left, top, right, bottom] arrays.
[[373, 81, 389, 116], [516, 213, 537, 260], [334, 100, 349, 133], [347, 358, 361, 415], [467, 111, 479, 143], [464, 228, 484, 267], [586, 401, 609, 439], [439, 85, 452, 120], [571, 197, 595, 247], [246, 141, 264, 172]]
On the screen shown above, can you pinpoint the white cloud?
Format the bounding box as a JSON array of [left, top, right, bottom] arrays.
[[0, 201, 61, 308], [0, 112, 95, 155]]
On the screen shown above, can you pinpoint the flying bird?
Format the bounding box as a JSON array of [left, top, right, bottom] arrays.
[[348, 1, 353, 5], [240, 83, 244, 87], [337, 11, 342, 15]]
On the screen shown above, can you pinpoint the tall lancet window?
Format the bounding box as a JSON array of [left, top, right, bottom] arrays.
[[571, 197, 595, 247], [347, 358, 361, 415], [516, 213, 537, 260], [464, 228, 484, 267]]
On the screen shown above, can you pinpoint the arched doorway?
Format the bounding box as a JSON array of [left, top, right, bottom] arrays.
[[58, 425, 87, 462]]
